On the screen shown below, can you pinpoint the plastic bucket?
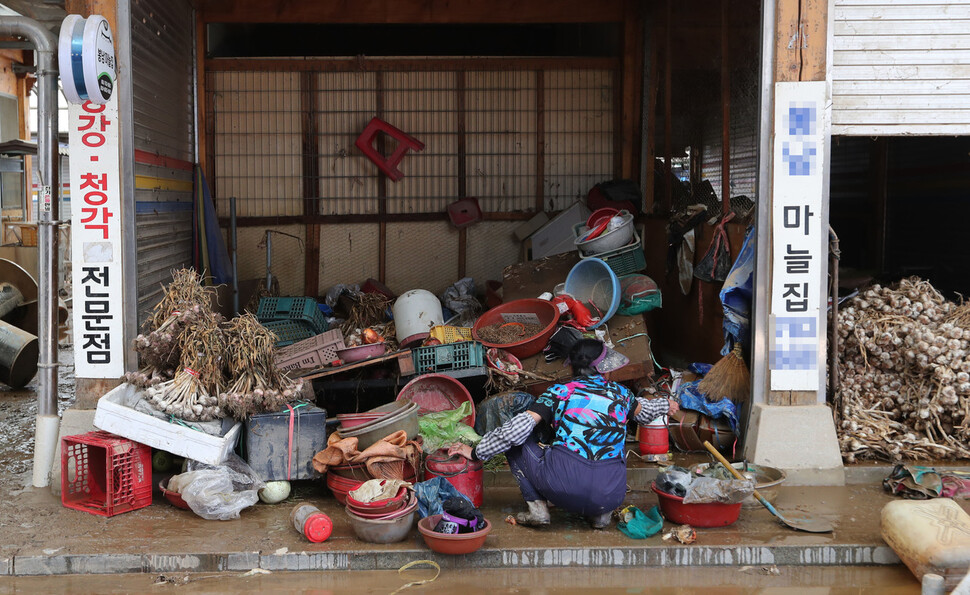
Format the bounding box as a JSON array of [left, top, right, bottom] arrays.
[[392, 289, 444, 347], [638, 417, 669, 456], [423, 450, 484, 507]]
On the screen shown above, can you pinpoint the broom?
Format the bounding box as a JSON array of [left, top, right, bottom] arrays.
[[698, 343, 749, 404]]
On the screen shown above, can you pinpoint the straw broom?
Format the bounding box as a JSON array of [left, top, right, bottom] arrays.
[[698, 343, 750, 404]]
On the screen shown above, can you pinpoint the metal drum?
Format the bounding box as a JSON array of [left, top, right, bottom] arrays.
[[0, 319, 38, 388]]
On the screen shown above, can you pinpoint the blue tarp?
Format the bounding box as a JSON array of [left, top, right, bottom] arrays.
[[718, 225, 755, 357], [676, 378, 740, 434]]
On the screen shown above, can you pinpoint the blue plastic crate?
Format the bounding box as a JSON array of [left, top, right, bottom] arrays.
[[257, 297, 329, 334], [262, 319, 316, 347], [411, 341, 485, 375]]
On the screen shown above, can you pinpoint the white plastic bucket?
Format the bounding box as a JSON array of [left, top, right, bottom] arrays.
[[392, 289, 444, 347]]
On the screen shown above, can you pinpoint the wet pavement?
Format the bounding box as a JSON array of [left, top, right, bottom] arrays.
[[0, 348, 961, 588], [0, 565, 924, 593]]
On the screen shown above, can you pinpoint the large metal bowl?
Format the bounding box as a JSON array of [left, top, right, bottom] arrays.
[[689, 462, 787, 509], [574, 211, 635, 255]]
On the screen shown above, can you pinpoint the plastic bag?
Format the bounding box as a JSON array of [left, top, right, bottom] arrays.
[[417, 402, 482, 454], [439, 277, 481, 323], [414, 476, 471, 519], [179, 454, 265, 520], [655, 466, 692, 498], [683, 477, 754, 504], [616, 274, 662, 316], [475, 391, 554, 444], [617, 505, 663, 539]]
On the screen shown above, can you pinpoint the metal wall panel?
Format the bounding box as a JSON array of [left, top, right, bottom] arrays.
[[234, 225, 305, 296], [543, 70, 615, 211], [832, 0, 970, 135], [318, 223, 381, 293], [385, 221, 458, 295], [465, 221, 522, 285], [136, 210, 193, 322], [465, 71, 537, 213], [209, 71, 303, 217], [384, 71, 459, 215], [316, 72, 380, 215], [131, 0, 196, 323]]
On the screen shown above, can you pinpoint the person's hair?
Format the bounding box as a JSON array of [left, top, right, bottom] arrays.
[[568, 338, 605, 377]]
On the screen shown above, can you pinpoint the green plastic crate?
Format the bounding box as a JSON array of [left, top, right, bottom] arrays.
[[257, 297, 329, 334], [262, 319, 316, 347], [411, 341, 485, 375], [574, 223, 646, 276]]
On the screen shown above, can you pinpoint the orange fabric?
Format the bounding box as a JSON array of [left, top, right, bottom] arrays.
[[312, 430, 421, 480]]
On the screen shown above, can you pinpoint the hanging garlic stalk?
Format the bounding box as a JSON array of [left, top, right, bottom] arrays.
[[218, 313, 304, 419]]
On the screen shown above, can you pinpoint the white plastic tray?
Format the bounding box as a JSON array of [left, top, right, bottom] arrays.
[[93, 383, 241, 465]]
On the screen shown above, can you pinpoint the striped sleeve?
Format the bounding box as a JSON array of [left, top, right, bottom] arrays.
[[472, 412, 538, 461], [633, 396, 669, 426]]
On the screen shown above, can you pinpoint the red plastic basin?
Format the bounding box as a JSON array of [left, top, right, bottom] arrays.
[[418, 514, 491, 555], [471, 298, 560, 360], [651, 482, 741, 527], [346, 485, 409, 514], [396, 374, 475, 426]]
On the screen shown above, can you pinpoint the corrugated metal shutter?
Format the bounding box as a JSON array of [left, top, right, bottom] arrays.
[[131, 0, 195, 322], [832, 0, 970, 136]]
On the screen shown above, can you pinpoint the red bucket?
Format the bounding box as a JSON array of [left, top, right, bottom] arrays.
[[423, 450, 484, 507], [638, 422, 669, 456]]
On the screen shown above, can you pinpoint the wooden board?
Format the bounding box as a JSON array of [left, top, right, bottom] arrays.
[[501, 252, 655, 390], [299, 349, 414, 381]]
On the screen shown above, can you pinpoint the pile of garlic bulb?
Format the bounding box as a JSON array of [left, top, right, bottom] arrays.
[[837, 277, 970, 462]]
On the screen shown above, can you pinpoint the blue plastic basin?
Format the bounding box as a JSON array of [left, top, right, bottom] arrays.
[[563, 257, 620, 329]]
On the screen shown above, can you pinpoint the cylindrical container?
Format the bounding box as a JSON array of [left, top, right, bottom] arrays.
[[0, 319, 38, 389], [638, 414, 669, 456], [392, 289, 444, 347], [0, 282, 24, 318], [291, 504, 333, 543], [423, 450, 484, 507]]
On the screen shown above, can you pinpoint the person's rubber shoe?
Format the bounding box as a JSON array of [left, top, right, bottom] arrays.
[[589, 511, 612, 529], [515, 500, 551, 526]]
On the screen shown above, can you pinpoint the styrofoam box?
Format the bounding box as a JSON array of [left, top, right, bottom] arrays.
[[93, 383, 242, 466], [529, 201, 591, 260]]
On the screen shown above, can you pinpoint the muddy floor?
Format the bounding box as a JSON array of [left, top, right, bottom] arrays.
[[0, 565, 923, 594], [0, 347, 75, 494]]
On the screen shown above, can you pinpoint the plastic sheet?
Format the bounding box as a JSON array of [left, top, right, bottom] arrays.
[[414, 476, 472, 519], [718, 225, 755, 357], [179, 454, 265, 520], [683, 477, 754, 505], [656, 467, 692, 498], [417, 402, 481, 454], [439, 278, 480, 323]]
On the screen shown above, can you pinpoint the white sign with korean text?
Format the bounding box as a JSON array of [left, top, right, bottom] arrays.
[[769, 81, 828, 392], [69, 94, 124, 378]]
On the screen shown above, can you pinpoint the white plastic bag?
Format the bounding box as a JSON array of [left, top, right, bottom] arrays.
[[179, 454, 265, 520]]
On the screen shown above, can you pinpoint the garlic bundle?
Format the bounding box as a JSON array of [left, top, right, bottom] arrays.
[[837, 277, 970, 463]]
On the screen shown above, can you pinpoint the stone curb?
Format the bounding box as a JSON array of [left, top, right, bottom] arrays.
[[7, 545, 901, 576]]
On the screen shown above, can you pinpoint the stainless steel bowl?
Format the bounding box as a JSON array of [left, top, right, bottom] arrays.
[[689, 462, 787, 509]]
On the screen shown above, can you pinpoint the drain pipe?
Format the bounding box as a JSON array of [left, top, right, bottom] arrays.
[[0, 17, 60, 488]]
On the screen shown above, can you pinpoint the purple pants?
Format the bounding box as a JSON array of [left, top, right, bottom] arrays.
[[506, 437, 627, 517]]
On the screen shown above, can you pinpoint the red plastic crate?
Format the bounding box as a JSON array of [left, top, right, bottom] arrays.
[[61, 430, 152, 517]]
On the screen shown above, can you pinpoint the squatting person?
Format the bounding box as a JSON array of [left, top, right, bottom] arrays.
[[449, 338, 679, 528]]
